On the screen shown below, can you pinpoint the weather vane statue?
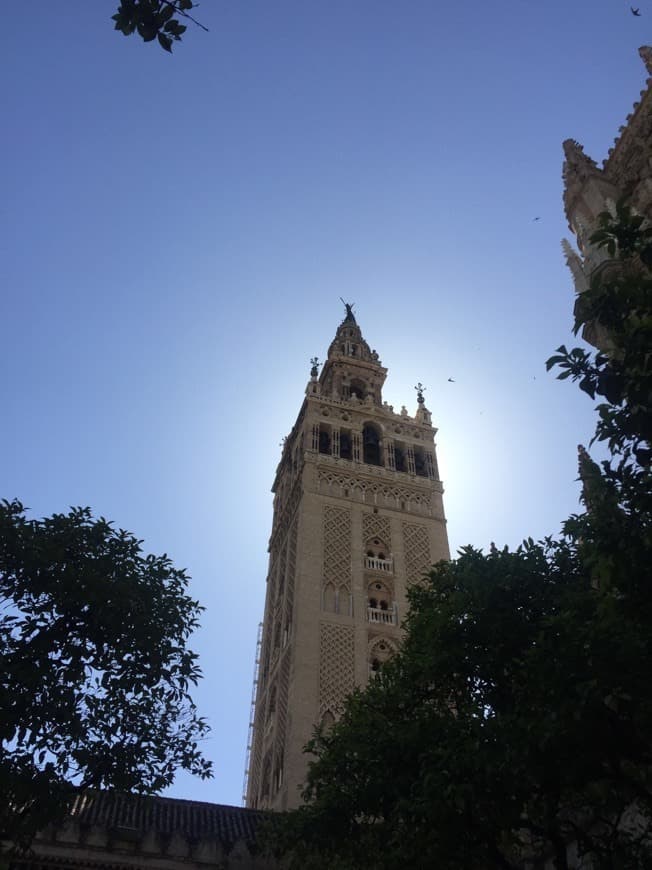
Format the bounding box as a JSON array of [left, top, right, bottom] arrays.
[[414, 382, 426, 404], [310, 356, 321, 379], [339, 297, 356, 323]]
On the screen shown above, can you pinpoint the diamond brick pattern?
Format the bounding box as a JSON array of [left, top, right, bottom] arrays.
[[319, 621, 355, 717], [403, 522, 431, 584]]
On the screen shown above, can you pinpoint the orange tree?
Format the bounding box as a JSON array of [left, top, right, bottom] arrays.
[[0, 502, 212, 846]]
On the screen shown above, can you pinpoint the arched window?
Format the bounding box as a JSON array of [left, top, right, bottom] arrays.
[[369, 638, 397, 675], [319, 424, 331, 455], [367, 580, 391, 611], [363, 423, 382, 466], [323, 584, 336, 612], [414, 446, 428, 477], [321, 710, 335, 731], [350, 378, 366, 399], [338, 585, 351, 616], [365, 537, 390, 561]]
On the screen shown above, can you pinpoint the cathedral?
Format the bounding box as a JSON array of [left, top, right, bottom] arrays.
[[561, 46, 652, 346], [244, 304, 450, 811], [5, 41, 652, 870]]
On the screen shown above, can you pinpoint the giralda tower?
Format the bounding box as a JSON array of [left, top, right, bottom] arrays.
[[245, 305, 450, 810]]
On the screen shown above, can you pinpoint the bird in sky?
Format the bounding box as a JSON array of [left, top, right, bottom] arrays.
[[631, 6, 641, 15], [447, 377, 455, 383], [533, 216, 541, 222]]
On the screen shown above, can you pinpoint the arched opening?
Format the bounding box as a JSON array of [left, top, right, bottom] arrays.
[[363, 423, 382, 466], [369, 638, 396, 674], [365, 537, 390, 563], [319, 424, 331, 455], [414, 446, 428, 477], [323, 583, 336, 613], [321, 710, 335, 732], [350, 378, 366, 400], [394, 442, 407, 472], [367, 580, 391, 611]]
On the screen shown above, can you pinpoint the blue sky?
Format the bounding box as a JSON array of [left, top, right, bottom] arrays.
[[2, 1, 648, 806]]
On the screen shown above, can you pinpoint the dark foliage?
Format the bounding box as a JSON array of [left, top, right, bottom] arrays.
[[112, 0, 206, 52], [0, 502, 212, 845]]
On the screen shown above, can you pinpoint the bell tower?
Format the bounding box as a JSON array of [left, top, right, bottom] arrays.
[[245, 304, 450, 811]]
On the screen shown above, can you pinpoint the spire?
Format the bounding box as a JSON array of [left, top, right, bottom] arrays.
[[320, 304, 387, 404], [639, 45, 652, 76], [562, 139, 600, 179], [326, 304, 380, 366]]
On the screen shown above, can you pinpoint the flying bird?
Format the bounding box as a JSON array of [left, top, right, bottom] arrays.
[[631, 6, 641, 15], [533, 216, 541, 222], [447, 377, 455, 383]]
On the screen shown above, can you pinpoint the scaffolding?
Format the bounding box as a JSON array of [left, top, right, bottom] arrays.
[[242, 620, 263, 806]]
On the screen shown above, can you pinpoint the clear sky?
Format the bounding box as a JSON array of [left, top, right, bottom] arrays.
[[2, 1, 648, 806]]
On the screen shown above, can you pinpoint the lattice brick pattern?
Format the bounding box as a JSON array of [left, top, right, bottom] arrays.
[[363, 512, 391, 549], [274, 515, 297, 768], [275, 649, 291, 758], [323, 505, 352, 589], [403, 523, 432, 584], [319, 622, 355, 717], [287, 517, 297, 602]]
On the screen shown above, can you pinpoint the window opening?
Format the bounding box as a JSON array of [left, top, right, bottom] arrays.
[[363, 423, 382, 466]]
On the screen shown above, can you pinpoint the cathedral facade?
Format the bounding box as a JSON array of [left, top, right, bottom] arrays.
[[561, 46, 652, 347], [245, 306, 450, 811]]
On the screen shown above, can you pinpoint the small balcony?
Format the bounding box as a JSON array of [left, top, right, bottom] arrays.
[[364, 556, 393, 573], [367, 605, 398, 626]]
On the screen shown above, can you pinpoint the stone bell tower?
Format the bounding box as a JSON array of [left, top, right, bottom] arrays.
[[244, 304, 450, 811]]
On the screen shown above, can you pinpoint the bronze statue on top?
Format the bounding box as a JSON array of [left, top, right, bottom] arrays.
[[340, 297, 356, 323]]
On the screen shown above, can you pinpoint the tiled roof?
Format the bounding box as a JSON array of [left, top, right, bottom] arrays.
[[69, 792, 266, 848]]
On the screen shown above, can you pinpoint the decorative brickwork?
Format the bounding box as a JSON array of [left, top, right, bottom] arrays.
[[323, 505, 352, 590], [362, 512, 392, 549], [368, 634, 398, 662], [403, 522, 432, 584], [318, 470, 433, 514], [319, 622, 355, 717], [275, 650, 291, 769], [249, 513, 298, 806]]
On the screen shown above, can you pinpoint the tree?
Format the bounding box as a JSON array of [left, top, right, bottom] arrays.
[[111, 0, 208, 53], [0, 501, 212, 846], [265, 207, 652, 868]]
